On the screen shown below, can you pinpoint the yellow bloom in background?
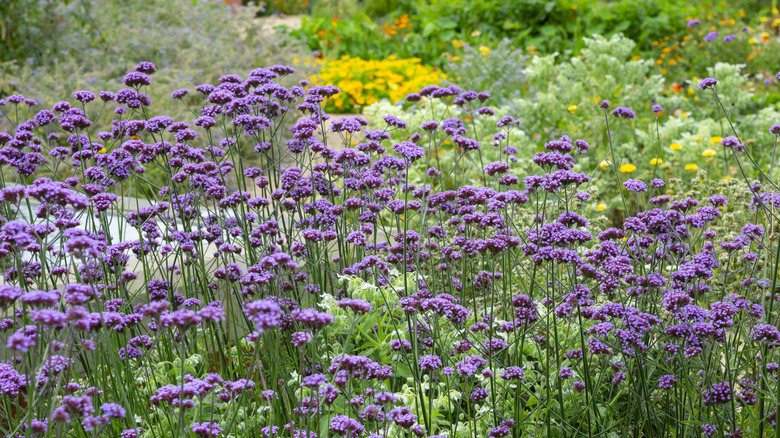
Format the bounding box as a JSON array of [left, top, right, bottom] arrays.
[[702, 148, 717, 157], [722, 176, 731, 181], [773, 18, 780, 27], [650, 158, 662, 165], [619, 163, 637, 173], [749, 38, 757, 44], [568, 105, 577, 111], [599, 160, 611, 169], [312, 55, 445, 113], [710, 136, 723, 143], [597, 203, 607, 211], [687, 88, 695, 96], [479, 46, 491, 55], [670, 143, 682, 150], [760, 17, 768, 23], [452, 39, 464, 49], [685, 163, 699, 171]]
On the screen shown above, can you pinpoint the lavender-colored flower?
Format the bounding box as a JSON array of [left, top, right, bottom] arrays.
[[611, 107, 636, 119], [699, 78, 718, 90], [338, 298, 373, 314], [191, 422, 223, 437], [292, 308, 334, 330], [242, 299, 282, 332], [651, 104, 662, 112], [418, 355, 442, 372], [723, 34, 736, 42], [721, 136, 744, 152], [329, 415, 365, 436], [705, 31, 720, 42], [659, 374, 677, 389], [558, 367, 574, 379], [623, 179, 647, 192], [687, 19, 700, 26]]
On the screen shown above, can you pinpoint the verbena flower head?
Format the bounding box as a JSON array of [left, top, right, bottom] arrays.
[[705, 31, 720, 42], [623, 179, 647, 192], [687, 19, 700, 26], [699, 78, 718, 90], [721, 136, 744, 152], [610, 107, 636, 119]]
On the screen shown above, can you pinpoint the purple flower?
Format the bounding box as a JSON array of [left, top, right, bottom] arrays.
[[123, 72, 152, 87], [611, 107, 636, 119], [418, 355, 442, 372], [623, 179, 647, 192], [292, 308, 334, 331], [191, 422, 223, 437], [135, 61, 157, 74], [723, 34, 736, 42], [72, 91, 96, 103], [687, 19, 700, 26], [705, 31, 720, 42], [721, 136, 744, 152], [770, 124, 780, 135], [659, 374, 677, 389], [329, 415, 365, 436], [699, 77, 718, 90], [242, 299, 282, 332], [338, 298, 372, 314], [558, 367, 574, 379], [651, 104, 662, 113]]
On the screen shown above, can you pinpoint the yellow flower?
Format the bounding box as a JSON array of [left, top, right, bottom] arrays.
[[568, 105, 577, 112], [594, 97, 601, 103], [619, 163, 637, 173], [685, 163, 699, 171], [650, 158, 662, 165], [722, 176, 731, 181], [479, 46, 491, 55], [761, 17, 768, 22], [452, 39, 464, 49], [599, 160, 611, 169], [597, 203, 607, 211], [687, 88, 695, 96], [670, 143, 682, 150], [702, 148, 717, 157], [710, 136, 723, 143], [773, 18, 780, 27], [749, 38, 757, 44], [631, 55, 640, 60]]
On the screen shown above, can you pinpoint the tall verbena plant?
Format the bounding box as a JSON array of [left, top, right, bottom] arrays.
[[0, 60, 779, 438]]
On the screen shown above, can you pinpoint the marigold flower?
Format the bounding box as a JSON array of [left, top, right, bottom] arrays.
[[618, 163, 636, 173]]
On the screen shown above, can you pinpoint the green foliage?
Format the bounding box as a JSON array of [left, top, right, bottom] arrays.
[[0, 0, 81, 64], [290, 0, 730, 66], [443, 40, 527, 104]]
